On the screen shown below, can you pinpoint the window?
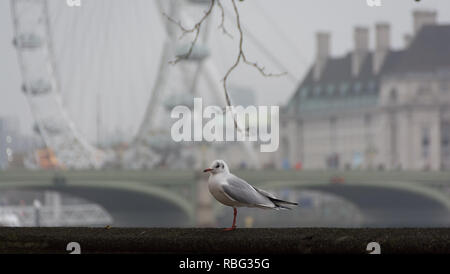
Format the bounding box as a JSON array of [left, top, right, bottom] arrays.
[[367, 80, 376, 93], [300, 87, 309, 98], [353, 82, 362, 94], [340, 82, 349, 96], [422, 127, 431, 159], [442, 123, 450, 155], [326, 84, 335, 96], [314, 85, 322, 96], [417, 83, 431, 96], [440, 81, 449, 93], [364, 114, 372, 126], [389, 88, 398, 102], [286, 100, 295, 114]]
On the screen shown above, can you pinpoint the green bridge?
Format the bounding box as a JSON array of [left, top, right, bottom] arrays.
[[0, 169, 449, 227]]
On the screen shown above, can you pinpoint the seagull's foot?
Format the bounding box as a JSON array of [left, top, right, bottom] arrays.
[[223, 226, 236, 231]]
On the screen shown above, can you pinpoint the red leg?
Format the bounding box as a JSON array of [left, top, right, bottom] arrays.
[[224, 208, 237, 231]]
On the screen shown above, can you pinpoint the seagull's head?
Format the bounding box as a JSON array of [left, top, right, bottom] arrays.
[[203, 160, 230, 174]]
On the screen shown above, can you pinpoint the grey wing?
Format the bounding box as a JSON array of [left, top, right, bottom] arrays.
[[222, 175, 275, 208], [254, 188, 277, 200], [254, 187, 298, 207]]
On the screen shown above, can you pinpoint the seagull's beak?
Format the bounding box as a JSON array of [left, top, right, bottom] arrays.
[[203, 168, 213, 172]]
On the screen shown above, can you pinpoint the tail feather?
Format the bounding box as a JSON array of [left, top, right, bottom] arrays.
[[253, 186, 299, 208], [274, 204, 293, 210], [269, 197, 298, 206]]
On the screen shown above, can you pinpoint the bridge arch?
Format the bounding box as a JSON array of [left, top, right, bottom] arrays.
[[0, 180, 195, 226], [256, 180, 450, 211], [244, 180, 450, 226]]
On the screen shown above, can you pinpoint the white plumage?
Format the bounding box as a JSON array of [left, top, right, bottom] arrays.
[[203, 159, 298, 230]]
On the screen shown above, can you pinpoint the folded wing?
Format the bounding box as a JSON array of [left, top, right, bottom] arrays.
[[254, 187, 299, 208], [222, 175, 276, 208], [223, 174, 299, 209]]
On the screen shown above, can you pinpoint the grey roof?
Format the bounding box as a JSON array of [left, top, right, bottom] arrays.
[[385, 25, 450, 74], [288, 24, 450, 107], [301, 52, 376, 85]]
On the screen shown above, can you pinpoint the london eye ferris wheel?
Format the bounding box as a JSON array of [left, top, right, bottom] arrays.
[[10, 0, 295, 170]]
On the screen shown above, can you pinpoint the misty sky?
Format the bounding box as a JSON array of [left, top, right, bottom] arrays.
[[1, 0, 449, 139]]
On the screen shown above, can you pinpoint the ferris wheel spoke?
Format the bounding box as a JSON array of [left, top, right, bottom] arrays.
[[12, 0, 106, 169], [11, 0, 267, 170]]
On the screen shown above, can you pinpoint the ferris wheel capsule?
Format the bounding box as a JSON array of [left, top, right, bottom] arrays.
[[10, 0, 262, 170], [187, 0, 212, 5], [163, 93, 194, 110], [41, 120, 63, 135], [22, 79, 52, 96], [175, 43, 210, 61], [13, 33, 43, 50]]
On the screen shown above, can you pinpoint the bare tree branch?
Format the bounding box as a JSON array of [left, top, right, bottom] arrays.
[[163, 0, 216, 64], [222, 0, 286, 134], [165, 0, 286, 134], [217, 0, 233, 38]]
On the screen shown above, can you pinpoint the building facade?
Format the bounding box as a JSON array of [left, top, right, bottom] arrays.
[[280, 10, 450, 171]]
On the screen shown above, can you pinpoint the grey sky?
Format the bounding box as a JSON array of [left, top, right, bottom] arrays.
[[0, 0, 449, 139]]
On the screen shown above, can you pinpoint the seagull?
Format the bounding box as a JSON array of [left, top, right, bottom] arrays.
[[203, 159, 298, 231]]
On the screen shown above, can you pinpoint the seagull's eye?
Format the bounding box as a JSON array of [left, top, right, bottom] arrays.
[[215, 164, 220, 168]]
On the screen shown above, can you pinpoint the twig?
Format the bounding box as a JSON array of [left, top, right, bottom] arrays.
[[222, 0, 286, 134], [164, 0, 286, 135], [217, 0, 233, 38], [163, 0, 216, 64]]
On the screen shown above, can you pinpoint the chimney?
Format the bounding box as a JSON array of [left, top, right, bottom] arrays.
[[352, 27, 369, 77], [313, 32, 330, 81], [373, 23, 390, 74], [413, 10, 437, 35]]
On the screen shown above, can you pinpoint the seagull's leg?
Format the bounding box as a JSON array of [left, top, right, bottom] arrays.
[[224, 207, 237, 231]]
